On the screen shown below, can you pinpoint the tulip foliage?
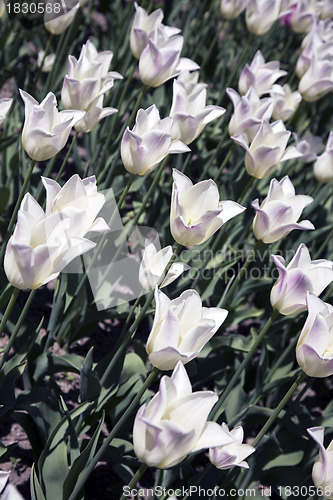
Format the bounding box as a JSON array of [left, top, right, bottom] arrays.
[[0, 0, 333, 499]]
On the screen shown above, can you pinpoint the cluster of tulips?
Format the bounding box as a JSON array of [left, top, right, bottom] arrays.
[[1, 0, 333, 497]]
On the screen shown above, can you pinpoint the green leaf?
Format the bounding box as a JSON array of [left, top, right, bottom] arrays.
[[38, 402, 93, 500], [62, 412, 105, 500], [33, 353, 84, 382], [30, 464, 46, 500], [80, 347, 101, 402]]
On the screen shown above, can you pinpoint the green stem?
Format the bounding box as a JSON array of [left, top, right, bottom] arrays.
[[55, 132, 79, 182], [220, 33, 255, 104], [34, 156, 57, 203], [34, 34, 54, 94], [120, 463, 148, 500], [238, 176, 256, 204], [213, 143, 236, 182], [0, 287, 20, 348], [100, 243, 182, 386], [68, 368, 159, 500], [251, 371, 306, 447], [211, 309, 279, 421], [0, 289, 36, 370], [0, 159, 36, 265], [218, 240, 262, 308], [117, 173, 135, 211]]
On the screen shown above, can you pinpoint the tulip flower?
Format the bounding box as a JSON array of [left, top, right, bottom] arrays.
[[61, 40, 122, 132], [296, 293, 333, 377], [130, 2, 166, 59], [245, 0, 282, 35], [227, 87, 273, 141], [293, 131, 324, 163], [20, 90, 84, 162], [139, 240, 190, 291], [4, 175, 109, 290], [220, 0, 248, 19], [270, 243, 333, 316], [176, 70, 207, 96], [0, 98, 13, 127], [288, 0, 321, 33], [42, 174, 110, 237], [0, 0, 6, 18], [133, 361, 234, 468], [307, 427, 333, 499], [232, 120, 300, 179], [170, 169, 245, 247], [121, 105, 189, 176], [270, 84, 302, 122], [209, 424, 255, 469], [170, 80, 225, 145], [138, 26, 199, 87], [320, 0, 333, 19], [238, 51, 287, 96], [252, 176, 314, 243], [44, 1, 83, 35], [37, 51, 56, 73], [146, 288, 228, 370], [4, 194, 95, 290], [314, 132, 333, 183], [298, 53, 333, 102]]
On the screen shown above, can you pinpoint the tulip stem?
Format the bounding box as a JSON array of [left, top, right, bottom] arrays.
[[34, 33, 54, 95], [117, 173, 136, 210], [220, 33, 255, 105], [68, 368, 159, 500], [0, 289, 37, 370], [251, 371, 306, 448], [0, 159, 36, 265], [126, 466, 150, 500], [120, 463, 148, 500], [211, 309, 279, 421], [0, 287, 20, 358], [213, 143, 236, 182], [238, 175, 256, 204], [218, 239, 263, 308], [55, 132, 79, 182]]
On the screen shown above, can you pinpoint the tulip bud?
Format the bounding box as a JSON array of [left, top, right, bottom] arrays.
[[0, 98, 13, 127], [314, 132, 333, 183], [232, 120, 300, 179], [170, 169, 245, 247], [245, 0, 282, 35], [121, 105, 190, 176], [296, 293, 333, 377], [227, 87, 273, 141], [170, 80, 225, 145], [146, 288, 228, 370], [220, 0, 248, 19], [270, 84, 302, 121], [139, 240, 189, 291], [252, 176, 314, 243], [209, 424, 255, 469], [138, 26, 199, 87], [270, 243, 333, 316], [238, 51, 287, 96], [20, 90, 85, 162], [133, 361, 234, 468], [307, 427, 333, 499]]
